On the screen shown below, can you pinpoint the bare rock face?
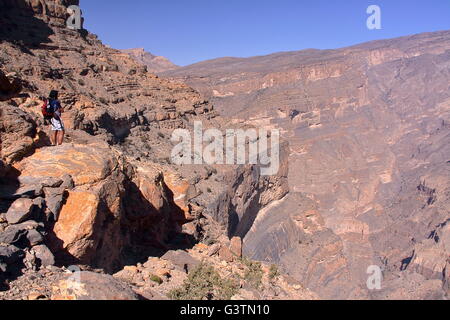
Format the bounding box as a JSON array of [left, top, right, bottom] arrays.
[[163, 31, 450, 299], [0, 104, 38, 164], [0, 70, 22, 100], [0, 0, 79, 19], [410, 222, 449, 286], [230, 237, 242, 258], [121, 48, 179, 73], [51, 271, 139, 300], [5, 198, 35, 224]]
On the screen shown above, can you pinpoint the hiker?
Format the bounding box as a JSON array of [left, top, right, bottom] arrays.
[[42, 90, 65, 146]]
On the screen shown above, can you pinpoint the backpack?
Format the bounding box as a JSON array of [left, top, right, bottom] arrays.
[[41, 99, 54, 120]]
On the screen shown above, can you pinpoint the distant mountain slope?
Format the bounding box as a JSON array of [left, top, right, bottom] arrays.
[[161, 30, 450, 299], [121, 48, 178, 73]]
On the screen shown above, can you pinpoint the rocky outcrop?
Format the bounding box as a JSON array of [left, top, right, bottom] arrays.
[[8, 139, 197, 272], [0, 0, 79, 18], [121, 48, 179, 73], [409, 221, 449, 288], [52, 271, 140, 300], [0, 71, 23, 101], [0, 103, 39, 164]]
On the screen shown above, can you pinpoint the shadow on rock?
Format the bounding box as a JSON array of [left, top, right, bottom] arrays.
[[0, 0, 54, 55]]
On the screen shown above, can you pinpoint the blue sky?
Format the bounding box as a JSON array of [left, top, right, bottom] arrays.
[[80, 0, 450, 66]]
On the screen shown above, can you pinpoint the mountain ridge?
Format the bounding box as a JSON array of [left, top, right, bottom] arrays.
[[121, 48, 179, 73], [163, 29, 450, 71]]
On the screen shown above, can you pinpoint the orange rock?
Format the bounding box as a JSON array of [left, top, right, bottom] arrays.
[[123, 266, 139, 273], [16, 143, 117, 186], [230, 237, 242, 258], [136, 175, 165, 211], [155, 268, 171, 278], [163, 172, 191, 221], [53, 191, 99, 260], [195, 243, 209, 252], [219, 246, 234, 263]]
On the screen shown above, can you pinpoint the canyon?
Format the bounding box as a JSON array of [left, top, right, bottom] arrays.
[[161, 31, 450, 299]]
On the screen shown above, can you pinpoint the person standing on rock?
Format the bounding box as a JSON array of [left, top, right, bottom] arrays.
[[48, 90, 65, 146]]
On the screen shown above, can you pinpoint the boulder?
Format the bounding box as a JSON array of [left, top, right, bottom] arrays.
[[207, 243, 221, 257], [52, 190, 101, 260], [18, 143, 127, 270], [0, 70, 21, 99], [44, 188, 65, 221], [5, 198, 35, 224], [0, 183, 44, 201], [219, 246, 234, 263], [31, 245, 55, 267], [0, 224, 29, 246], [16, 143, 118, 187], [25, 229, 44, 246], [0, 220, 43, 247], [0, 104, 38, 164], [160, 250, 200, 273], [230, 237, 242, 258], [0, 245, 24, 271], [51, 271, 139, 300]]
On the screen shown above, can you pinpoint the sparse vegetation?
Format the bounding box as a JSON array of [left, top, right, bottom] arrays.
[[269, 264, 280, 281], [241, 256, 263, 289], [149, 274, 163, 285], [206, 187, 212, 193], [168, 262, 239, 300]]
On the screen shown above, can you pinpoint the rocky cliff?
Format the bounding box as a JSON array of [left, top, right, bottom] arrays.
[[121, 48, 179, 73], [162, 31, 450, 299], [0, 0, 299, 300]]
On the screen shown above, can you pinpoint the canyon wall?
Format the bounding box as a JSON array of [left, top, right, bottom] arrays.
[[162, 31, 450, 299]]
